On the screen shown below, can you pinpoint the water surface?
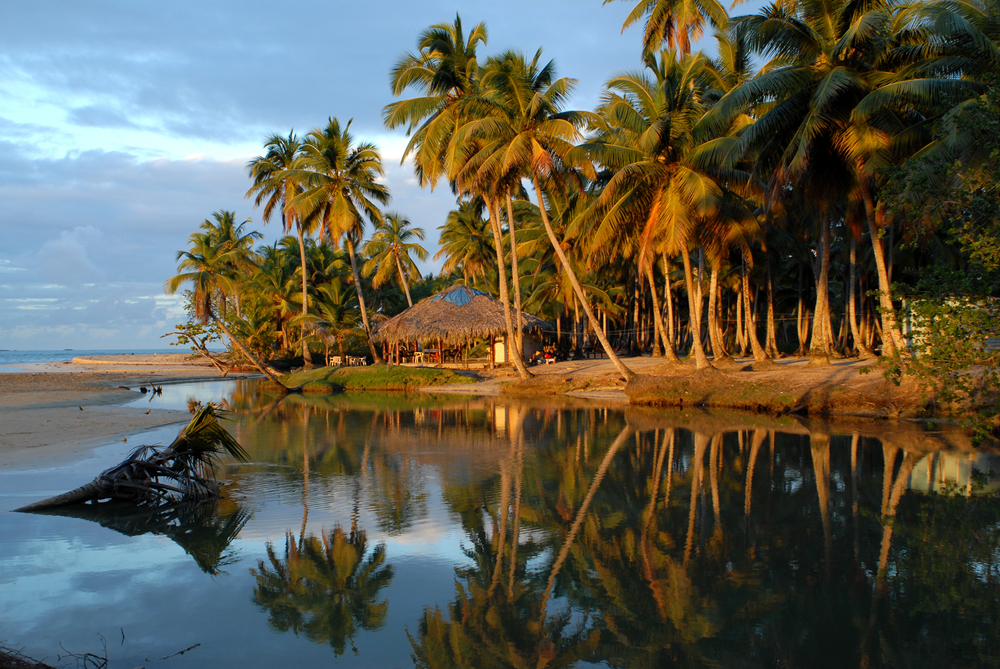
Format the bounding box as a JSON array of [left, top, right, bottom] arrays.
[[2, 381, 998, 667]]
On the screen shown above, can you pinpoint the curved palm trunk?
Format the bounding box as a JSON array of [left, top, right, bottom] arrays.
[[213, 314, 291, 391], [645, 260, 679, 362], [531, 176, 635, 382], [346, 238, 384, 364], [860, 183, 906, 356], [506, 195, 525, 355], [296, 224, 312, 368], [765, 253, 779, 358], [680, 248, 712, 369], [708, 266, 732, 363], [744, 261, 772, 364], [849, 236, 875, 358], [394, 253, 413, 307], [487, 199, 533, 379]]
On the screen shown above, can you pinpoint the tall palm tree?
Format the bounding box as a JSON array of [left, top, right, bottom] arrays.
[[459, 49, 637, 381], [289, 118, 389, 363], [581, 50, 726, 369], [247, 131, 317, 365], [707, 0, 977, 357], [165, 230, 290, 390], [382, 13, 488, 188], [604, 0, 729, 55], [196, 210, 261, 318], [361, 212, 429, 307]]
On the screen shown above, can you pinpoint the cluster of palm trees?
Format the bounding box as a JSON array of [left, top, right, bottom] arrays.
[[389, 0, 998, 381], [167, 0, 996, 384], [166, 124, 432, 376]]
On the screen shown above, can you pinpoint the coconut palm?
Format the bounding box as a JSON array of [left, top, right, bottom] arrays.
[[361, 212, 429, 307], [165, 231, 289, 389], [247, 131, 317, 365], [197, 210, 261, 317], [288, 118, 389, 363], [311, 281, 360, 361], [580, 50, 727, 369], [458, 49, 637, 381], [382, 13, 488, 188], [436, 198, 496, 289], [605, 0, 730, 56]]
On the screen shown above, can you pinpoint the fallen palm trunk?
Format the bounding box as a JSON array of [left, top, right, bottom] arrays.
[[14, 405, 249, 513]]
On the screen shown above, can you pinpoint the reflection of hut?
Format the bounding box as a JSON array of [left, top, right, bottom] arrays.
[[373, 285, 549, 366]]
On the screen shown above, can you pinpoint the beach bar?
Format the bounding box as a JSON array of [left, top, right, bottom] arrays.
[[373, 285, 549, 367]]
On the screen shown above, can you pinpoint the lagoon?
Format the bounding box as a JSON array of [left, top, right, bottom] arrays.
[[2, 380, 998, 668]]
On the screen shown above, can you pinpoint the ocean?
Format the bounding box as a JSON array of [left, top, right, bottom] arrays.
[[0, 348, 180, 371]]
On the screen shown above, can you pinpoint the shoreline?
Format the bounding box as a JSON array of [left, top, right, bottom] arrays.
[[0, 355, 239, 471]]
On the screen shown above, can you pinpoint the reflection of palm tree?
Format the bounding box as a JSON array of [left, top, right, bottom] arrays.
[[251, 525, 393, 655]]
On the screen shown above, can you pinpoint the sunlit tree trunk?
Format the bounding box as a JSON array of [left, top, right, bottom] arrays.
[[345, 237, 384, 364], [681, 249, 712, 369], [809, 215, 832, 363], [708, 266, 731, 362], [744, 260, 772, 364], [645, 260, 679, 362], [486, 199, 533, 380], [505, 195, 525, 355]]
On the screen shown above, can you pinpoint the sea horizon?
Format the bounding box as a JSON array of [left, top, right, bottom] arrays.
[[0, 348, 196, 371]]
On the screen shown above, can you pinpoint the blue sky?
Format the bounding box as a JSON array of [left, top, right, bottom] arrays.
[[0, 0, 761, 350]]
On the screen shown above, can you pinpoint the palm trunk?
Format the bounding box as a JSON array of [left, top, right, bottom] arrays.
[[487, 198, 533, 379], [213, 313, 290, 390], [662, 255, 675, 347], [765, 251, 779, 358], [744, 260, 771, 363], [296, 224, 312, 368], [708, 266, 731, 362], [849, 237, 874, 358], [394, 253, 413, 307], [645, 260, 679, 362], [681, 248, 712, 369], [531, 175, 635, 381], [346, 238, 384, 364], [860, 182, 906, 355], [506, 195, 525, 355], [809, 214, 831, 363]]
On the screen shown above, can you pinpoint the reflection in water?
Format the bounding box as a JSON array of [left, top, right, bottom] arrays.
[[31, 499, 250, 575], [16, 379, 993, 667], [250, 524, 393, 655]]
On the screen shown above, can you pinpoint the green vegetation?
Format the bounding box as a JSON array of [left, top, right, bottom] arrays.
[[282, 365, 473, 393], [165, 0, 1000, 424]]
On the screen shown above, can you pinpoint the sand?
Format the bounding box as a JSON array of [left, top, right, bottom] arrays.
[[0, 355, 243, 470]]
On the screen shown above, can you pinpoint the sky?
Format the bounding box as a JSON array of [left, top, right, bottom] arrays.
[[0, 0, 758, 350]]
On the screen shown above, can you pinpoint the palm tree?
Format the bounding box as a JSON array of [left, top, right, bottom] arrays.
[[382, 13, 488, 188], [459, 49, 637, 381], [436, 198, 495, 289], [247, 131, 317, 365], [196, 210, 261, 318], [604, 0, 729, 55], [581, 50, 726, 369], [311, 281, 360, 361], [165, 229, 290, 390], [708, 0, 978, 358], [361, 212, 429, 307], [288, 118, 389, 363]]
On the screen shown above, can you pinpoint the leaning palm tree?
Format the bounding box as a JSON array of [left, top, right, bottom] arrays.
[[288, 118, 389, 363], [197, 210, 262, 318], [165, 230, 291, 390], [458, 49, 637, 381], [247, 131, 317, 365], [361, 212, 429, 307]]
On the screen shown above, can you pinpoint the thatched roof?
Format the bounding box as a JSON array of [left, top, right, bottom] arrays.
[[373, 285, 550, 345]]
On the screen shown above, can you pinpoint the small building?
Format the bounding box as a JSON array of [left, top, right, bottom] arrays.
[[373, 285, 550, 367]]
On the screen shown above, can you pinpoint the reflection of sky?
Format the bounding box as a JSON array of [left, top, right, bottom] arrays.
[[0, 385, 488, 667]]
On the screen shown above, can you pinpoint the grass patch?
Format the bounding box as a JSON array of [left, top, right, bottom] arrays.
[[283, 365, 474, 393]]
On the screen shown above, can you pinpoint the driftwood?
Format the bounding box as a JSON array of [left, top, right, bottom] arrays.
[[161, 331, 233, 377], [14, 406, 249, 513]]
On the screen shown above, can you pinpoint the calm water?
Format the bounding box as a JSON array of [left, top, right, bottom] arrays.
[[0, 349, 181, 372], [2, 381, 999, 668]]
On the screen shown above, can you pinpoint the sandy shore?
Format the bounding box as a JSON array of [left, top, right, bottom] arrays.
[[0, 355, 244, 470]]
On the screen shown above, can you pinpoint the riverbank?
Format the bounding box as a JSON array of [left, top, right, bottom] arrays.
[[0, 355, 239, 469]]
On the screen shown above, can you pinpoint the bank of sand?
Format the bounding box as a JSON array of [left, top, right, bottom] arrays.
[[0, 354, 245, 470]]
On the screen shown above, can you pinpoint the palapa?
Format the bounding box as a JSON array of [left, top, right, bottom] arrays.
[[374, 285, 549, 346]]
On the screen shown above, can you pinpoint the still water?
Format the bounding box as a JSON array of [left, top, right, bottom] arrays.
[[2, 380, 999, 668]]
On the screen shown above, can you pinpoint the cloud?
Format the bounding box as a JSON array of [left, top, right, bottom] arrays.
[[36, 226, 105, 286]]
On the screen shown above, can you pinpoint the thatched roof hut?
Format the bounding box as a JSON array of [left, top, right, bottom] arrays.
[[374, 285, 549, 346]]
